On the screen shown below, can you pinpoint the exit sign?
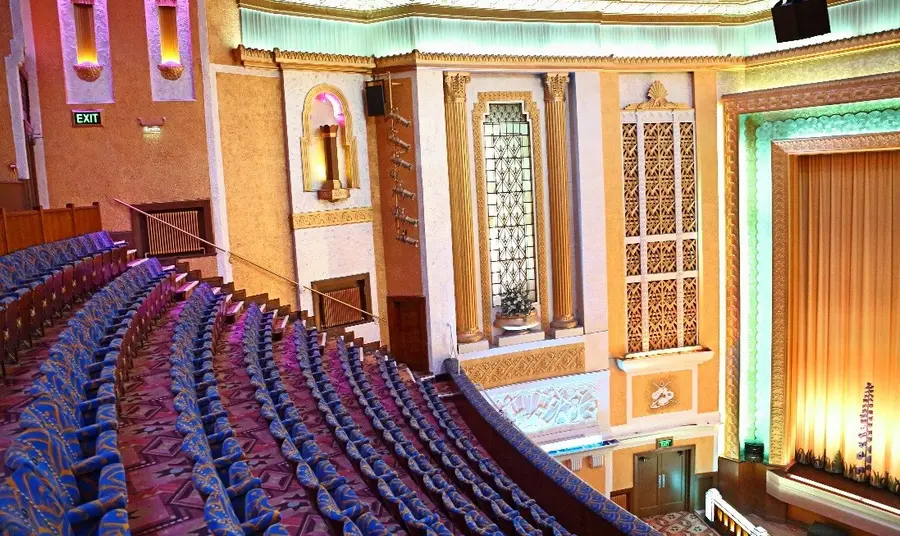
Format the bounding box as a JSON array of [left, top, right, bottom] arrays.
[[72, 110, 102, 127], [656, 437, 674, 449]]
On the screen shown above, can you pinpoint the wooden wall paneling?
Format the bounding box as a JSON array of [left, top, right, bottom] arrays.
[[0, 209, 8, 255], [387, 295, 428, 371], [717, 456, 741, 507], [72, 202, 102, 235], [610, 488, 632, 512], [693, 471, 716, 511], [43, 208, 76, 242], [5, 210, 41, 251]]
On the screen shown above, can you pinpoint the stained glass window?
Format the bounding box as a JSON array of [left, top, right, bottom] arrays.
[[483, 102, 537, 307], [624, 118, 698, 353]]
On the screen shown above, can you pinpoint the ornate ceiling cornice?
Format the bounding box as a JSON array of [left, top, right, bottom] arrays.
[[235, 28, 900, 74], [238, 0, 859, 26]]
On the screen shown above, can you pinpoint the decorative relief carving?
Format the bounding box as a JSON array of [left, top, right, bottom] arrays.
[[643, 122, 676, 235], [627, 282, 643, 354], [487, 378, 600, 434], [647, 279, 678, 350], [680, 122, 696, 233], [622, 123, 640, 237], [721, 72, 900, 462], [291, 207, 373, 229], [460, 343, 585, 389], [543, 73, 569, 103], [624, 81, 689, 111], [443, 72, 471, 103], [682, 239, 697, 272], [683, 277, 698, 346], [626, 243, 641, 277], [473, 92, 549, 339], [647, 240, 677, 274]]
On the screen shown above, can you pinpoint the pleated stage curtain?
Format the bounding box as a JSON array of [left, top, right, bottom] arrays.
[[788, 149, 900, 479]]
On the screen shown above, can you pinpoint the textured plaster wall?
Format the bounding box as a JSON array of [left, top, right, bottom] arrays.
[[217, 72, 297, 309], [203, 0, 241, 66], [144, 0, 195, 101], [0, 0, 16, 180], [57, 0, 114, 103], [281, 69, 380, 340], [34, 0, 210, 231]]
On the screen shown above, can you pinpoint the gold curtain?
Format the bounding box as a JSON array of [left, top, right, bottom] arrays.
[[788, 149, 900, 478]]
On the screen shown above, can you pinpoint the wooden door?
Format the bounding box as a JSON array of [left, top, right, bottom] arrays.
[[633, 448, 691, 518], [635, 454, 661, 518], [658, 450, 688, 514], [387, 296, 428, 372]]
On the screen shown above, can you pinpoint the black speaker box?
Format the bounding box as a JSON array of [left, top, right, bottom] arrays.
[[365, 82, 386, 117], [744, 441, 765, 463], [771, 0, 831, 43]]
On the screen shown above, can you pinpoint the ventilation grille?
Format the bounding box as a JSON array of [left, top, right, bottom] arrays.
[[146, 209, 204, 256], [323, 288, 364, 329]]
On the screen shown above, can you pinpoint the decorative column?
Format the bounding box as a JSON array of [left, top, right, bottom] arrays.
[[544, 73, 577, 329], [443, 72, 483, 343]]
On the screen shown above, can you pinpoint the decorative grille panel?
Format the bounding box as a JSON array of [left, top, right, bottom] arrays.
[[484, 102, 537, 306], [622, 115, 698, 353]]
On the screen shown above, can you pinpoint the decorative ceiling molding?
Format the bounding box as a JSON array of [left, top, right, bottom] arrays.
[[235, 29, 900, 74], [238, 0, 859, 26]]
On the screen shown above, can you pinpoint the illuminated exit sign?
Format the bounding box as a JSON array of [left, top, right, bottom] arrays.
[[72, 110, 102, 127], [656, 437, 674, 449]]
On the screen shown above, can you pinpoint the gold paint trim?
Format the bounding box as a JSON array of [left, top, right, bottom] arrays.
[[460, 343, 585, 389], [235, 29, 900, 74], [472, 91, 550, 341], [301, 83, 360, 192], [292, 207, 373, 229], [623, 80, 689, 111], [769, 132, 900, 467], [720, 71, 900, 463], [239, 0, 859, 26]]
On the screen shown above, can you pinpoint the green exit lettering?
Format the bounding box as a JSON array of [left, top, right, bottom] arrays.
[[656, 437, 674, 449], [72, 110, 102, 127]]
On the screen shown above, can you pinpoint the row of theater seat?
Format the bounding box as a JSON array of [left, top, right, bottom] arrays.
[[240, 304, 390, 536], [0, 232, 129, 365], [330, 339, 514, 536], [168, 285, 286, 536], [380, 358, 572, 536], [294, 325, 452, 536], [0, 258, 174, 535]]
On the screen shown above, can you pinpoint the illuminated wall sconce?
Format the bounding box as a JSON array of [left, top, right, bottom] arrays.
[[317, 124, 350, 202], [156, 0, 183, 80], [72, 0, 102, 82], [139, 116, 166, 136]]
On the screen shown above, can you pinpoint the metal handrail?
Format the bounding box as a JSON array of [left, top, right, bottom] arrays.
[[114, 198, 383, 323]]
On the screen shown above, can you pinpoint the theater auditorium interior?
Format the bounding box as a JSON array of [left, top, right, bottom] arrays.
[[1, 0, 899, 535]]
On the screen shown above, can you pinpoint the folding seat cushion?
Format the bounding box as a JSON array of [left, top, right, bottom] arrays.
[[463, 510, 503, 536], [4, 428, 127, 525], [343, 519, 365, 536], [19, 395, 120, 466], [299, 440, 329, 466], [317, 487, 351, 531], [31, 364, 117, 428], [354, 512, 390, 536], [181, 432, 243, 470], [204, 488, 282, 536], [192, 462, 261, 504], [0, 468, 69, 535], [311, 459, 347, 491], [397, 501, 452, 536]]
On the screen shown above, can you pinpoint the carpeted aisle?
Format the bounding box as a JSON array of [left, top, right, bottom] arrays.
[[643, 511, 717, 535]]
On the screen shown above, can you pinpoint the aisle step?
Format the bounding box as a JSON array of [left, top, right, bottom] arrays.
[[174, 280, 199, 302]]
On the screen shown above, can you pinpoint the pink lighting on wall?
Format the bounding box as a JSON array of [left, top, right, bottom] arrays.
[[317, 92, 345, 126]]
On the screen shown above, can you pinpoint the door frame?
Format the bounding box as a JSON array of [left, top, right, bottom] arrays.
[[632, 444, 696, 515]]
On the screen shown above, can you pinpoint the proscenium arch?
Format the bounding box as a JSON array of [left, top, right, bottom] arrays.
[[301, 83, 360, 192]]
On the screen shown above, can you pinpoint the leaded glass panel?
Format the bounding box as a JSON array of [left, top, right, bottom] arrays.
[[484, 102, 537, 307]]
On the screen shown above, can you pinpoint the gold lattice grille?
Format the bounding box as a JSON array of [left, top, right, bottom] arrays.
[[623, 116, 698, 353]]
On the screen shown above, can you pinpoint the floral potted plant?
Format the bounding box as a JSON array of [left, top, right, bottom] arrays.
[[493, 285, 538, 332]]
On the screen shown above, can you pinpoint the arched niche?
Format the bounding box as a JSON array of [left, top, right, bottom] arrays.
[[301, 84, 359, 193]]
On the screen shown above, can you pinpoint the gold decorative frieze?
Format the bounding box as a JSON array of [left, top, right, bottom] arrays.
[[720, 71, 900, 462], [624, 81, 689, 111], [236, 44, 375, 72], [292, 207, 373, 229], [460, 343, 586, 389]]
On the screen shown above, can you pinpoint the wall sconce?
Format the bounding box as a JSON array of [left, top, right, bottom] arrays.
[[317, 124, 350, 202], [72, 0, 102, 82], [156, 0, 183, 80], [139, 116, 166, 136]]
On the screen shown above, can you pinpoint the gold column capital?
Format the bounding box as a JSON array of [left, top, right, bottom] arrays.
[[543, 73, 570, 103], [443, 72, 471, 103], [443, 70, 482, 343]]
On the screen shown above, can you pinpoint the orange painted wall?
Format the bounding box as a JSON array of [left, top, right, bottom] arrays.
[[612, 435, 715, 491], [0, 1, 17, 183], [32, 0, 210, 233], [204, 0, 241, 65], [216, 72, 296, 309], [574, 462, 606, 494], [376, 76, 422, 297]]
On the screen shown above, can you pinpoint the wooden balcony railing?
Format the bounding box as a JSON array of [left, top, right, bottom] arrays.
[[0, 202, 102, 255]]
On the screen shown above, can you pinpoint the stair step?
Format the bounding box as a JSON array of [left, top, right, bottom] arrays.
[[226, 301, 244, 323], [175, 280, 199, 301], [273, 315, 289, 341], [127, 258, 149, 269], [174, 273, 188, 285], [221, 282, 235, 294], [201, 276, 224, 286], [187, 269, 202, 282], [212, 287, 221, 295], [175, 261, 190, 273]]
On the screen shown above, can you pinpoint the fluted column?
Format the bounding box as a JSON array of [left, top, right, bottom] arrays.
[[544, 73, 577, 329], [443, 72, 482, 343]]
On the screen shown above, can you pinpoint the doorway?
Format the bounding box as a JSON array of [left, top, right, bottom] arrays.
[[633, 446, 693, 518], [19, 68, 39, 209], [387, 296, 428, 372]]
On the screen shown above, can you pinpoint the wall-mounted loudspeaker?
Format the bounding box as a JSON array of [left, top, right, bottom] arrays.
[[771, 0, 831, 43], [365, 82, 386, 117], [744, 441, 765, 463]]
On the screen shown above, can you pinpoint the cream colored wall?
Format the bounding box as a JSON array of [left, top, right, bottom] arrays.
[[216, 71, 297, 308]]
